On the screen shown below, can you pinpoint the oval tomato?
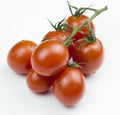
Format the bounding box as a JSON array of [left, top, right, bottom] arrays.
[[31, 40, 69, 76], [53, 67, 85, 106], [43, 30, 69, 42], [26, 69, 53, 93], [67, 15, 95, 42], [70, 39, 104, 75], [7, 40, 37, 74]]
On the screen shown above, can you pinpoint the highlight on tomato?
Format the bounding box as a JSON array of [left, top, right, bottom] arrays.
[[7, 40, 37, 74], [31, 40, 69, 76], [53, 67, 85, 106]]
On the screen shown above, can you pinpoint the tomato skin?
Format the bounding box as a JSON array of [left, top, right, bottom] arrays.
[[31, 40, 69, 76], [53, 67, 85, 106], [67, 15, 95, 41], [7, 40, 37, 74], [26, 69, 53, 93], [71, 39, 104, 75], [43, 31, 69, 42]]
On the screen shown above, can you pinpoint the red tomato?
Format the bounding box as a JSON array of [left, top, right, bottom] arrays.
[[26, 69, 53, 93], [7, 40, 37, 74], [71, 39, 104, 75], [31, 40, 69, 76], [53, 67, 85, 106], [43, 30, 69, 42], [67, 15, 95, 41]]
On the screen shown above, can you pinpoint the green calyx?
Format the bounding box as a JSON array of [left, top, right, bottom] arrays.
[[67, 61, 80, 68], [67, 61, 86, 70], [82, 24, 96, 45], [67, 1, 97, 17], [47, 18, 65, 31]]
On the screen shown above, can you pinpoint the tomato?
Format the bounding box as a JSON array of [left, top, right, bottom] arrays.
[[31, 40, 69, 76], [26, 69, 53, 93], [67, 15, 95, 42], [7, 40, 37, 74], [71, 39, 104, 75], [53, 67, 85, 106], [43, 30, 69, 42]]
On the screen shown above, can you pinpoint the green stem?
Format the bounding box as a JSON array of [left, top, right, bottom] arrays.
[[63, 5, 108, 47], [79, 7, 97, 12], [67, 61, 80, 68], [86, 23, 96, 42]]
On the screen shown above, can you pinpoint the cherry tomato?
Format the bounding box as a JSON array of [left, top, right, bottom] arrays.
[[71, 39, 104, 75], [53, 67, 85, 106], [26, 69, 53, 93], [43, 31, 72, 59], [31, 40, 69, 76], [7, 40, 37, 74], [43, 30, 69, 42], [67, 15, 95, 41]]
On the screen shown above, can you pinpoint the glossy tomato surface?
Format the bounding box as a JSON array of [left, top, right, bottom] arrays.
[[26, 69, 53, 93], [7, 40, 37, 74], [43, 30, 69, 42], [67, 15, 95, 41], [31, 40, 69, 76], [53, 67, 85, 106], [71, 39, 104, 75]]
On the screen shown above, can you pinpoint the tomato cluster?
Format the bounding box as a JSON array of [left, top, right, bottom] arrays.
[[7, 2, 107, 107]]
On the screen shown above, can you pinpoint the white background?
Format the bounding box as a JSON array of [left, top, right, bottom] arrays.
[[0, 0, 120, 115]]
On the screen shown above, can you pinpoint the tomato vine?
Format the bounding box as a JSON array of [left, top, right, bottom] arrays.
[[63, 5, 108, 47]]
